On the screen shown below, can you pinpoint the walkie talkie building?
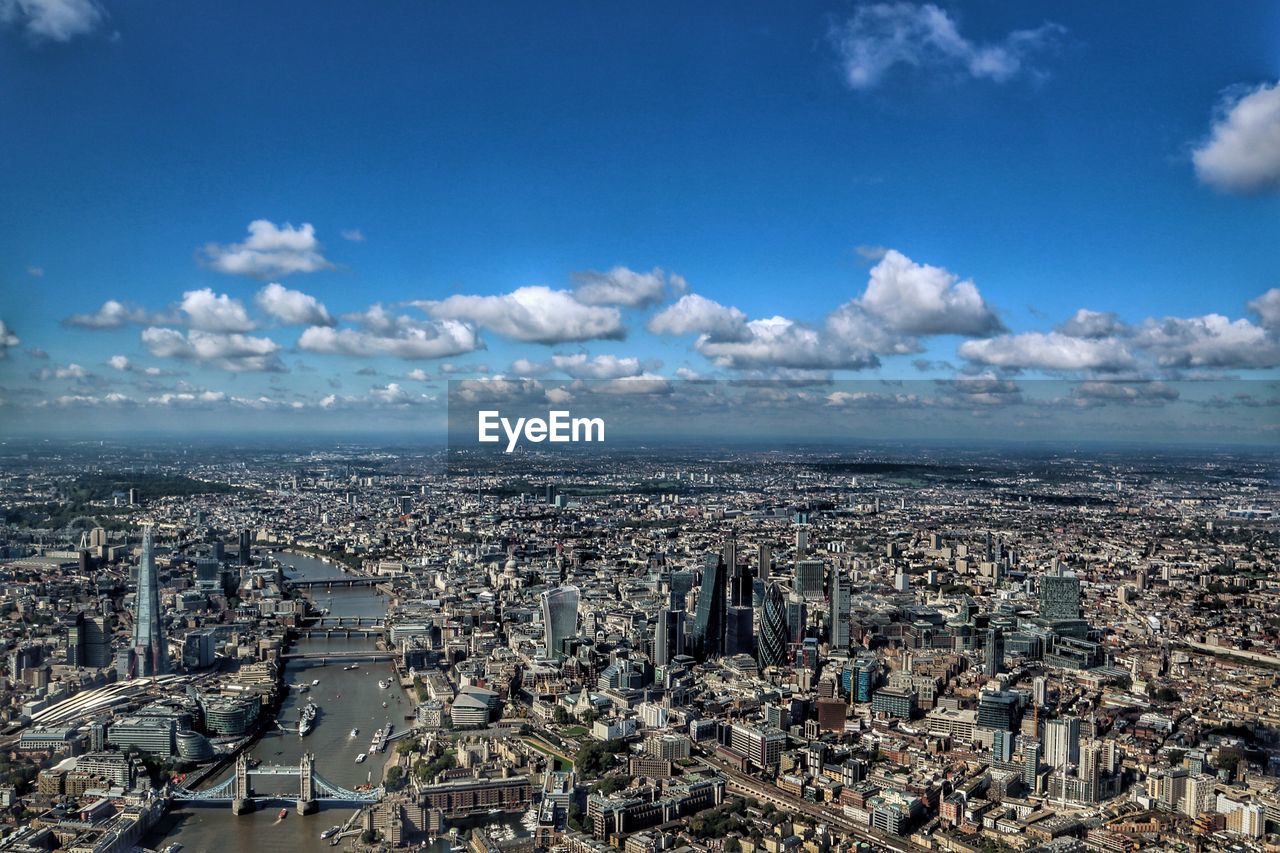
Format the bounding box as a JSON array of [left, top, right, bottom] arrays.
[[540, 585, 580, 661]]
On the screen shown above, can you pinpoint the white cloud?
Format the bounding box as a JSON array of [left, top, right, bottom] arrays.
[[423, 286, 624, 344], [697, 316, 882, 372], [513, 353, 647, 380], [64, 299, 154, 329], [179, 288, 256, 333], [26, 265, 43, 277], [0, 0, 105, 43], [1135, 314, 1280, 369], [1192, 81, 1280, 194], [1247, 288, 1280, 331], [203, 220, 333, 277], [648, 294, 748, 340], [141, 327, 285, 372], [107, 355, 130, 371], [855, 249, 1003, 336], [571, 266, 680, 308], [33, 362, 90, 381], [828, 3, 1064, 90], [0, 319, 18, 357], [341, 228, 365, 243], [958, 331, 1135, 372], [255, 282, 334, 326], [1055, 308, 1128, 339], [298, 318, 480, 360], [1070, 381, 1179, 406]]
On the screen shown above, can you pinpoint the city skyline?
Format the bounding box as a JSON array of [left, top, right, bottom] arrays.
[[2, 3, 1279, 434]]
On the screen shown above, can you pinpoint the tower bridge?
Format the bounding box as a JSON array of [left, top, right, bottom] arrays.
[[170, 752, 381, 814]]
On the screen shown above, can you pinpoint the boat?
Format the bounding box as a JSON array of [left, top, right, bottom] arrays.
[[350, 728, 359, 738], [344, 663, 359, 671], [278, 808, 288, 820], [163, 845, 183, 853], [355, 752, 367, 763], [321, 826, 341, 839], [382, 701, 388, 708], [377, 679, 389, 690], [312, 678, 320, 686]]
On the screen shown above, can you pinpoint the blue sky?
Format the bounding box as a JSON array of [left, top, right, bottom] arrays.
[[1, 1, 1278, 434]]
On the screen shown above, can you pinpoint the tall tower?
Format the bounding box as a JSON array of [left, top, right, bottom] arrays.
[[132, 526, 169, 677], [691, 551, 727, 657], [985, 626, 1005, 677], [829, 566, 850, 649], [759, 583, 788, 668], [540, 585, 580, 660], [653, 609, 685, 667]]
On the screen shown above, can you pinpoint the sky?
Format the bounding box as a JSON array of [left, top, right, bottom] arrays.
[[1, 1, 1278, 438]]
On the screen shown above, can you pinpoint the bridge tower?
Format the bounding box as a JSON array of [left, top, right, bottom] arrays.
[[231, 752, 255, 815], [297, 752, 318, 815]]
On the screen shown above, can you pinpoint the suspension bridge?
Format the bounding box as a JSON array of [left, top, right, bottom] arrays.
[[170, 752, 382, 815]]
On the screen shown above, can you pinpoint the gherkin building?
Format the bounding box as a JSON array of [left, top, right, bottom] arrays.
[[759, 582, 788, 668]]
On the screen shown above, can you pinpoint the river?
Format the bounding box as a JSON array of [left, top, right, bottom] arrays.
[[149, 552, 421, 852]]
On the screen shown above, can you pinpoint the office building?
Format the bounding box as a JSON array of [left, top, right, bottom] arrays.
[[795, 559, 824, 600], [1040, 573, 1082, 621], [691, 551, 727, 657], [984, 626, 1004, 677], [131, 527, 169, 678], [758, 582, 788, 668], [652, 609, 684, 667], [540, 585, 580, 661], [829, 566, 850, 648]]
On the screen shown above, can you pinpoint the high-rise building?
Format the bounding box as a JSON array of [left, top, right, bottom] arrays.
[[653, 609, 685, 667], [540, 585, 580, 661], [131, 527, 169, 678], [1040, 573, 1081, 621], [829, 567, 850, 648], [1044, 716, 1081, 770], [795, 527, 809, 560], [759, 583, 788, 668], [992, 729, 1014, 763], [795, 559, 824, 600], [238, 529, 252, 567], [726, 536, 753, 609], [984, 627, 1005, 677], [724, 605, 754, 657], [691, 551, 727, 657], [785, 595, 807, 645], [853, 656, 878, 703], [1022, 740, 1042, 790], [757, 543, 772, 583], [976, 690, 1019, 732]]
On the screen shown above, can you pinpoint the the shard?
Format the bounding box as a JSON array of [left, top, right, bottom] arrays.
[[132, 526, 169, 677]]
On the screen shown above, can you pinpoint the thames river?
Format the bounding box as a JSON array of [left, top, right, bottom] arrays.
[[148, 553, 415, 852]]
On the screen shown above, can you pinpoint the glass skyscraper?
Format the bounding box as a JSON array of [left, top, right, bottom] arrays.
[[132, 526, 169, 677], [691, 551, 727, 657], [540, 585, 580, 660], [758, 582, 788, 668]]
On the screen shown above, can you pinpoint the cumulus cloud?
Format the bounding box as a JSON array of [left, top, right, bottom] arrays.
[[1248, 288, 1280, 331], [32, 362, 89, 381], [298, 307, 480, 359], [571, 266, 684, 308], [423, 286, 624, 344], [696, 316, 883, 372], [648, 294, 748, 340], [514, 353, 648, 380], [255, 282, 334, 326], [958, 331, 1135, 372], [107, 355, 130, 371], [1055, 308, 1128, 339], [1134, 314, 1280, 369], [828, 3, 1065, 90], [64, 299, 157, 329], [203, 220, 333, 277], [1192, 81, 1280, 194], [141, 327, 285, 372], [0, 319, 18, 357], [0, 0, 105, 43], [1070, 381, 1179, 406], [855, 250, 1003, 336], [179, 288, 255, 333]]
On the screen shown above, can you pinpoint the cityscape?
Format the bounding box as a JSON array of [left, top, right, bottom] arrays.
[[0, 437, 1275, 853]]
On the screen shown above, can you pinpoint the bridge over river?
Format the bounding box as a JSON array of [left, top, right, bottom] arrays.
[[171, 753, 382, 815]]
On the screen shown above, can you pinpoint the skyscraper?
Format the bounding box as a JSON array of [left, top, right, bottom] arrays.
[[724, 605, 754, 657], [691, 551, 727, 657], [540, 585, 580, 660], [238, 529, 252, 567], [759, 583, 788, 668], [653, 609, 685, 667], [757, 543, 772, 583], [1040, 573, 1081, 622], [1044, 716, 1081, 770], [132, 527, 169, 677], [829, 566, 850, 649], [985, 627, 1005, 677], [795, 559, 824, 600], [726, 535, 753, 609], [668, 569, 696, 612]]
